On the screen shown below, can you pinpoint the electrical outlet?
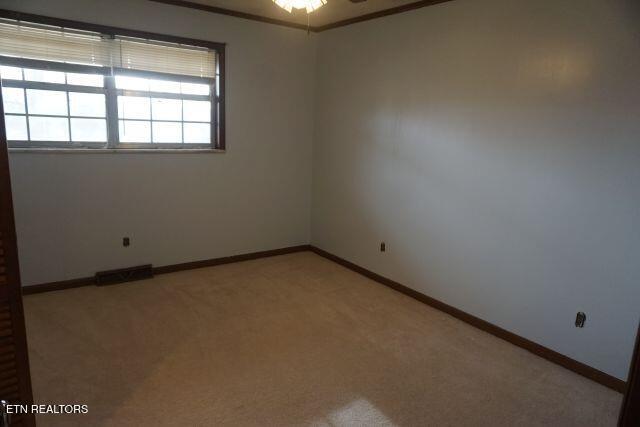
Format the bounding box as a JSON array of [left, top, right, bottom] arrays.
[[380, 242, 386, 252], [575, 312, 586, 328], [123, 237, 130, 247]]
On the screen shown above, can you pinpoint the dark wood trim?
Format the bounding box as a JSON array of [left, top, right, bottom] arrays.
[[217, 46, 226, 150], [315, 0, 455, 32], [620, 323, 640, 426], [18, 243, 630, 395], [0, 8, 226, 150], [22, 276, 95, 295], [21, 245, 311, 295], [149, 0, 312, 32], [309, 246, 627, 393], [148, 0, 456, 33], [153, 245, 311, 274]]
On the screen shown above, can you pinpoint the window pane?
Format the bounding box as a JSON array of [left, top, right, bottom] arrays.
[[69, 92, 106, 117], [183, 100, 210, 122], [183, 123, 210, 144], [29, 117, 69, 141], [115, 75, 149, 91], [67, 73, 103, 87], [118, 96, 150, 119], [119, 120, 150, 143], [5, 115, 28, 140], [149, 79, 181, 94], [24, 68, 65, 84], [151, 98, 181, 121], [2, 87, 25, 114], [0, 66, 22, 80], [71, 118, 107, 142], [152, 122, 181, 143], [27, 89, 68, 116], [181, 82, 210, 96]]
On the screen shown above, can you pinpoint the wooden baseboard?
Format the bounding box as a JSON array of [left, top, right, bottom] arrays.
[[309, 245, 626, 393], [22, 276, 94, 295], [21, 243, 625, 392], [152, 245, 311, 274], [22, 245, 311, 295]]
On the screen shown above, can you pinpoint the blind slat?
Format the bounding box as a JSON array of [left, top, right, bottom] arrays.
[[0, 22, 111, 67], [117, 39, 216, 78], [0, 21, 216, 78]]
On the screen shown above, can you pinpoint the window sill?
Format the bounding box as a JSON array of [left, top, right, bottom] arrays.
[[8, 148, 225, 154]]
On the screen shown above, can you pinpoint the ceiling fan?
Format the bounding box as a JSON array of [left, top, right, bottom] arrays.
[[273, 0, 368, 14]]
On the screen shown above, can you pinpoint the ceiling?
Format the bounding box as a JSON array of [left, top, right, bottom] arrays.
[[174, 0, 424, 28]]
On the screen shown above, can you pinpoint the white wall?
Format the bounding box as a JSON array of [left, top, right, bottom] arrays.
[[312, 0, 640, 380], [1, 0, 316, 286], [4, 0, 639, 381]]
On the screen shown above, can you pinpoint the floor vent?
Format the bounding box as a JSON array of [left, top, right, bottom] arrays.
[[95, 264, 153, 286]]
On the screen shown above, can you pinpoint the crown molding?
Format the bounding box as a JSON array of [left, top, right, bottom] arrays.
[[149, 0, 455, 33], [150, 0, 313, 31], [315, 0, 454, 31]]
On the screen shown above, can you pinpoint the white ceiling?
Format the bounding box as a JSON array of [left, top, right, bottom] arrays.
[[181, 0, 422, 27]]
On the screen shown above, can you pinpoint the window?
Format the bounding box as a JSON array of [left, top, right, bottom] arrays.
[[0, 16, 225, 150], [2, 66, 107, 145], [116, 75, 212, 144]]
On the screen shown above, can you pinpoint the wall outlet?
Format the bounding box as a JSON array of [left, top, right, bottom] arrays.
[[123, 237, 130, 247], [575, 312, 586, 328], [380, 242, 386, 252]]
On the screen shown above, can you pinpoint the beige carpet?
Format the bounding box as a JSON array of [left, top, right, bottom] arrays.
[[24, 252, 621, 426]]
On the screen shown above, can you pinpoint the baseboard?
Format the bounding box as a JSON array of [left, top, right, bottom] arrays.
[[21, 243, 625, 392], [152, 245, 311, 274], [309, 245, 626, 393], [22, 276, 94, 295], [22, 244, 311, 295]]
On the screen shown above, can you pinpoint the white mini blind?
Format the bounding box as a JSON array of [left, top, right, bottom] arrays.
[[116, 38, 216, 78], [0, 20, 216, 79], [0, 21, 111, 67]]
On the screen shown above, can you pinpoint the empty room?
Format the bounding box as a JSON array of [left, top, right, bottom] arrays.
[[0, 0, 638, 425]]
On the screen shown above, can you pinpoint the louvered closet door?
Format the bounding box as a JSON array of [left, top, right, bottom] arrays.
[[0, 85, 35, 426], [620, 324, 640, 426]]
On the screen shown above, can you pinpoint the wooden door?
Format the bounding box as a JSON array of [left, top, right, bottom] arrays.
[[620, 323, 640, 426], [0, 84, 35, 426]]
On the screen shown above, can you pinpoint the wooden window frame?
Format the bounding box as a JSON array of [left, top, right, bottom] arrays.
[[0, 8, 226, 151]]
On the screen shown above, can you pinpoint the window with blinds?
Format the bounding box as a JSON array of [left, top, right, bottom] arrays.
[[0, 17, 223, 150]]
